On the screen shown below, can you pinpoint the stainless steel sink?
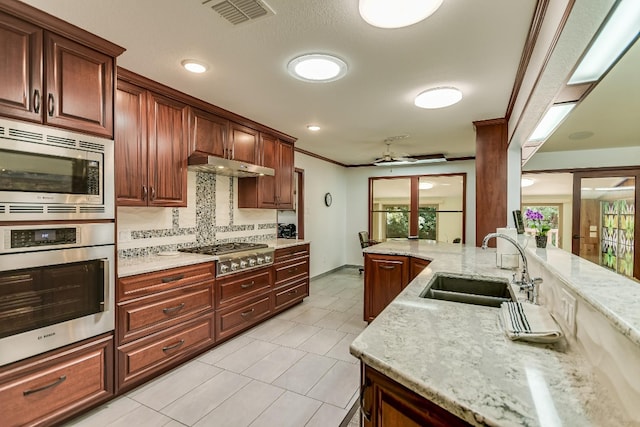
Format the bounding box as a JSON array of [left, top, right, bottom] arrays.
[[420, 273, 515, 307]]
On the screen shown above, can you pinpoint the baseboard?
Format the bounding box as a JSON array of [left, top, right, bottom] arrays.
[[310, 265, 363, 281]]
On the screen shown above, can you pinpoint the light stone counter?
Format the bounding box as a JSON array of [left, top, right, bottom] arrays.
[[350, 240, 634, 426], [269, 238, 311, 249]]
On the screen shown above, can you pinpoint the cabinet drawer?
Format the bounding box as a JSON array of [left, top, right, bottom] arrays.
[[118, 281, 214, 344], [274, 279, 308, 311], [274, 244, 309, 264], [217, 268, 271, 308], [216, 296, 271, 341], [118, 262, 215, 301], [118, 314, 214, 390], [274, 258, 309, 284], [0, 335, 112, 427]]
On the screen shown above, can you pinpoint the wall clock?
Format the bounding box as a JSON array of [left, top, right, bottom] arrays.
[[324, 192, 332, 207]]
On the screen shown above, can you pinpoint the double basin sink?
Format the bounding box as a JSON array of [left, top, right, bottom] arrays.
[[420, 273, 516, 308]]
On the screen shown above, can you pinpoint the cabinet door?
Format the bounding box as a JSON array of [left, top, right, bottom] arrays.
[[189, 107, 228, 158], [277, 140, 294, 209], [147, 91, 188, 207], [45, 32, 114, 137], [257, 133, 278, 207], [409, 258, 431, 282], [0, 12, 42, 123], [229, 122, 258, 164], [115, 81, 148, 206], [364, 254, 408, 322]]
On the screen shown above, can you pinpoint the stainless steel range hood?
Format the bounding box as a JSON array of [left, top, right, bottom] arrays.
[[188, 154, 274, 177]]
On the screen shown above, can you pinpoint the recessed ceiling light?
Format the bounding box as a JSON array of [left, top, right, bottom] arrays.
[[419, 182, 434, 190], [181, 59, 208, 73], [287, 54, 348, 82], [307, 125, 321, 131], [359, 0, 443, 29], [521, 178, 535, 187], [414, 87, 462, 109]]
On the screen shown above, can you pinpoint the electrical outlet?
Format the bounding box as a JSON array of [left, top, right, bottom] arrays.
[[561, 288, 577, 336]]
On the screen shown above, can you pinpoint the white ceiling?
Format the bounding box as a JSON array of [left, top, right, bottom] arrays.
[[22, 0, 537, 165]]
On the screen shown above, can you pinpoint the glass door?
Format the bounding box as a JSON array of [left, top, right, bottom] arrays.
[[573, 171, 638, 280]]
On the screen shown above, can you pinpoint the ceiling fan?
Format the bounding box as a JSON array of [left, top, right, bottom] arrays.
[[373, 137, 418, 165]]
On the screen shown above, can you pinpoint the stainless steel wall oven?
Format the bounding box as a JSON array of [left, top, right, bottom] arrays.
[[0, 222, 115, 366], [0, 118, 114, 221]]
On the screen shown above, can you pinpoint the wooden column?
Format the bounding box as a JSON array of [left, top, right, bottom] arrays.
[[474, 118, 508, 247]]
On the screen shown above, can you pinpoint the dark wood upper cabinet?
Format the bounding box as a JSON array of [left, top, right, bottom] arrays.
[[0, 11, 42, 123], [115, 80, 147, 206], [115, 71, 188, 207], [44, 32, 114, 137], [229, 122, 258, 164], [0, 5, 123, 137], [277, 141, 294, 208], [189, 107, 228, 158]]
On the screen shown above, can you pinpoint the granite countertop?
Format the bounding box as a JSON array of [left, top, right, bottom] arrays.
[[117, 239, 310, 278], [350, 240, 633, 426]]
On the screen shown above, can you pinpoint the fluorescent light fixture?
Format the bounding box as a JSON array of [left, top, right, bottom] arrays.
[[528, 103, 576, 143], [287, 54, 348, 82], [521, 178, 535, 187], [419, 182, 434, 190], [595, 186, 634, 191], [414, 87, 462, 109], [307, 125, 321, 131], [181, 59, 208, 73], [359, 0, 443, 29], [568, 0, 640, 84]]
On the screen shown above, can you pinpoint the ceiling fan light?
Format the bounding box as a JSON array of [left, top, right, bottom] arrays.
[[414, 87, 462, 109], [287, 54, 348, 82], [359, 0, 443, 29]]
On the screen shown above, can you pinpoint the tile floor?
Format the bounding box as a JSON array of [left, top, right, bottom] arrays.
[[65, 267, 366, 427]]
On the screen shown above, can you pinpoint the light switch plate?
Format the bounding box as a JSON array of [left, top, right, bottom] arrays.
[[561, 288, 577, 337]]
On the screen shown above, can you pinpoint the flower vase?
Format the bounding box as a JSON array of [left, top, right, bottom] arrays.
[[535, 235, 547, 248]]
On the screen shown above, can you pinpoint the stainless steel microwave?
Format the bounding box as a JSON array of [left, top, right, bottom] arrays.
[[0, 118, 114, 221]]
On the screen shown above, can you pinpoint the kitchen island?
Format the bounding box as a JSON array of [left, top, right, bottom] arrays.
[[350, 240, 637, 426]]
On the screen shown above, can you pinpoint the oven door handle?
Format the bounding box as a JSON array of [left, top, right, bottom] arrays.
[[100, 259, 109, 311]]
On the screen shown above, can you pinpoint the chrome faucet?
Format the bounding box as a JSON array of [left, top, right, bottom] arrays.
[[481, 232, 542, 304]]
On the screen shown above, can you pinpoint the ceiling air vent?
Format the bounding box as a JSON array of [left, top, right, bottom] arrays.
[[204, 0, 274, 25]]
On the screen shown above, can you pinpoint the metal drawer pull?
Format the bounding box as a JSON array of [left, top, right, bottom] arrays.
[[142, 185, 148, 200], [380, 265, 396, 270], [360, 377, 372, 422], [162, 302, 185, 314], [23, 375, 67, 396], [288, 267, 298, 273], [33, 89, 40, 113], [287, 289, 298, 295], [240, 308, 255, 318], [241, 281, 255, 289], [162, 339, 185, 352], [162, 274, 184, 283], [47, 93, 54, 116]]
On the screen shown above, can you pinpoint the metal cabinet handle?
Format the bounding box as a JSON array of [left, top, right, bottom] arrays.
[[47, 93, 54, 116], [380, 265, 395, 270], [150, 187, 156, 201], [162, 302, 185, 314], [241, 281, 255, 289], [33, 89, 40, 114], [23, 375, 67, 396], [161, 274, 184, 283], [162, 339, 185, 352], [240, 308, 255, 318], [360, 377, 372, 422], [287, 289, 298, 295], [288, 267, 298, 274], [142, 185, 148, 201]]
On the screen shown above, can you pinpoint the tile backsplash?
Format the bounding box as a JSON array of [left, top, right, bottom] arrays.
[[117, 171, 276, 258]]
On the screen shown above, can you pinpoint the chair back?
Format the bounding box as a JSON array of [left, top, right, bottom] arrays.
[[359, 231, 372, 249]]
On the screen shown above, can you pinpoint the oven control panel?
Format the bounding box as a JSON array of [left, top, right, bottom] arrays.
[[216, 249, 275, 277], [9, 227, 77, 249]]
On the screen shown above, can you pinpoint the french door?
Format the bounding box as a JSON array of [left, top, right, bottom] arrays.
[[572, 169, 639, 280]]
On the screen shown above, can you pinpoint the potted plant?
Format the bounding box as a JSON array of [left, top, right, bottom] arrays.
[[525, 208, 551, 248]]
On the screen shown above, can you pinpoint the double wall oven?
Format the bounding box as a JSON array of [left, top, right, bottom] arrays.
[[0, 118, 116, 366]]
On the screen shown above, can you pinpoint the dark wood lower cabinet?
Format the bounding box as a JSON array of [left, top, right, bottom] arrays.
[[362, 364, 472, 427], [0, 334, 113, 427]]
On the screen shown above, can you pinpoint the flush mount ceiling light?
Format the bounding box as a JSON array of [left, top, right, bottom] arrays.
[[414, 87, 462, 109], [521, 178, 535, 187], [181, 59, 208, 73], [528, 103, 576, 143], [359, 0, 443, 29], [287, 54, 348, 82], [568, 0, 640, 84], [307, 124, 321, 131], [419, 182, 434, 190]]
